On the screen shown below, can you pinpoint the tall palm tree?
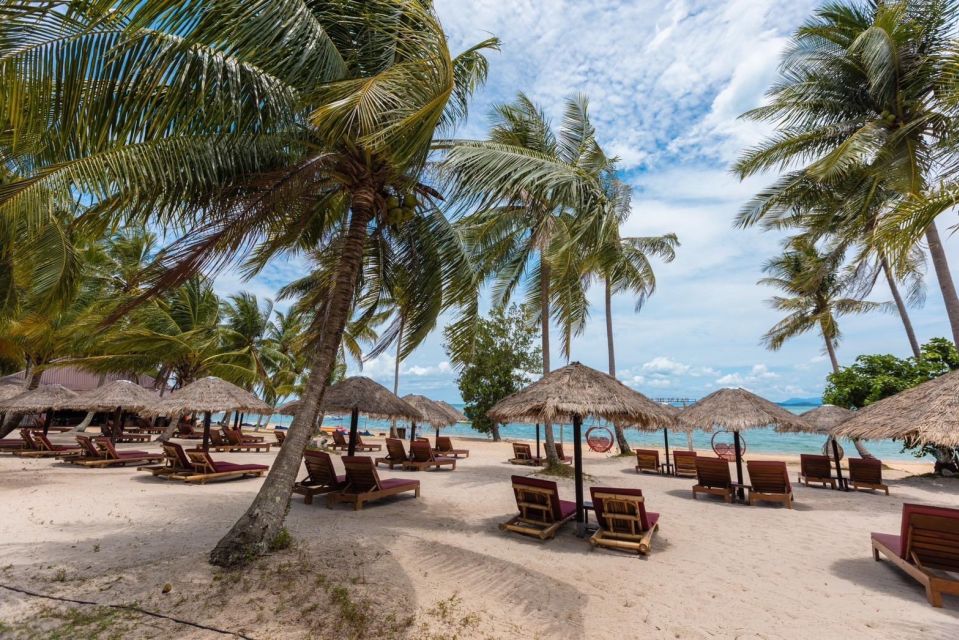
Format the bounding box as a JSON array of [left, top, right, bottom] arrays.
[[441, 94, 607, 467], [735, 0, 959, 347], [1, 1, 496, 565]]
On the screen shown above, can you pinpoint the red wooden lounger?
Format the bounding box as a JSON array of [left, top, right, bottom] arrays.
[[406, 440, 456, 471], [138, 442, 195, 478], [589, 486, 660, 555], [673, 450, 698, 477], [554, 443, 573, 465], [223, 427, 272, 452], [508, 442, 544, 466], [274, 430, 286, 446], [13, 429, 50, 457], [434, 436, 469, 458], [293, 450, 347, 504], [230, 427, 265, 444], [849, 457, 889, 495], [376, 438, 411, 469], [326, 456, 420, 510], [634, 449, 661, 474], [0, 436, 25, 452], [746, 460, 793, 508], [33, 433, 83, 459], [799, 454, 836, 489], [355, 434, 381, 451], [692, 457, 734, 503], [176, 421, 204, 439], [871, 503, 959, 608], [330, 430, 350, 451], [88, 437, 163, 467], [67, 434, 108, 464], [181, 450, 269, 484], [499, 475, 576, 540]]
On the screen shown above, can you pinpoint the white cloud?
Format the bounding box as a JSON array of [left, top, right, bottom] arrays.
[[641, 356, 690, 376], [716, 373, 745, 386]]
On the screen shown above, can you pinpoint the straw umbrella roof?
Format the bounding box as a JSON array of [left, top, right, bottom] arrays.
[[0, 384, 79, 412], [155, 377, 272, 415], [65, 379, 161, 413], [487, 362, 676, 426], [402, 394, 456, 427], [832, 369, 959, 447], [436, 400, 467, 423], [0, 383, 25, 402], [321, 377, 421, 421], [275, 399, 301, 416], [678, 387, 808, 432], [775, 404, 853, 434]]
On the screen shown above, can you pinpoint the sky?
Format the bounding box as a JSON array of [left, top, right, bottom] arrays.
[[216, 0, 959, 403]]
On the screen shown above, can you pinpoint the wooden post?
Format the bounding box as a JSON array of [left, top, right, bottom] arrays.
[[831, 437, 847, 491], [409, 420, 417, 447], [434, 425, 440, 448], [734, 431, 745, 501], [347, 408, 359, 457], [535, 423, 541, 459], [662, 427, 671, 475], [43, 409, 52, 436], [202, 411, 212, 452], [573, 414, 585, 537], [112, 407, 122, 443]]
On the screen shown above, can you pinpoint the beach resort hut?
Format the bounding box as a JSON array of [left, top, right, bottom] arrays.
[[155, 377, 271, 452], [0, 384, 79, 435], [402, 394, 457, 444], [321, 377, 421, 456], [776, 405, 855, 487], [679, 388, 808, 499], [488, 362, 675, 535], [65, 380, 161, 442]]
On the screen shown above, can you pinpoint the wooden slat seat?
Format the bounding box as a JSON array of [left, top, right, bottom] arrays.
[[434, 436, 469, 458], [508, 442, 543, 466], [692, 457, 734, 503], [376, 438, 410, 469], [746, 460, 793, 508], [406, 440, 456, 471], [180, 450, 268, 484], [849, 457, 889, 495], [673, 450, 698, 477], [634, 449, 661, 474], [589, 487, 660, 555], [293, 449, 347, 504], [326, 456, 420, 510], [499, 475, 575, 540], [799, 454, 836, 489]]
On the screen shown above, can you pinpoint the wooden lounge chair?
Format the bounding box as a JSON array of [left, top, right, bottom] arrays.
[[499, 475, 576, 540], [181, 450, 269, 484], [588, 486, 660, 555], [554, 443, 573, 464], [746, 460, 793, 508], [871, 503, 959, 607], [692, 457, 734, 503], [14, 429, 71, 458], [176, 421, 204, 439], [355, 434, 382, 451], [798, 454, 836, 489], [376, 438, 411, 469], [330, 430, 350, 451], [223, 427, 272, 452], [231, 428, 265, 444], [673, 450, 698, 477], [0, 435, 25, 452], [326, 455, 420, 510], [274, 430, 286, 446], [138, 442, 194, 478], [406, 440, 456, 471], [634, 449, 661, 474], [68, 434, 108, 464], [508, 442, 544, 466], [33, 432, 83, 459], [90, 437, 163, 467], [849, 457, 889, 495], [293, 450, 347, 504], [434, 436, 469, 458], [115, 430, 152, 443]]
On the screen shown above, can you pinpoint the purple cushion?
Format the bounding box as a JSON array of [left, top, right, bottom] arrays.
[[379, 478, 419, 491], [558, 499, 577, 519], [646, 512, 660, 528], [211, 461, 268, 473], [116, 450, 151, 458], [871, 532, 901, 556]]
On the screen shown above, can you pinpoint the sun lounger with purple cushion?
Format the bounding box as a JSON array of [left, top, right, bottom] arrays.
[[746, 460, 793, 508], [798, 454, 836, 489], [294, 450, 347, 504], [589, 486, 660, 555], [182, 450, 269, 484], [849, 457, 889, 495], [326, 455, 420, 510], [499, 475, 576, 540]]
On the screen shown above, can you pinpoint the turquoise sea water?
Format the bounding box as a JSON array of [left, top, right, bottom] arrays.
[[253, 403, 928, 462]]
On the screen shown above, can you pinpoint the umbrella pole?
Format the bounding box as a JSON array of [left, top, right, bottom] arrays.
[[663, 427, 671, 475], [119, 409, 127, 441], [409, 421, 417, 447], [734, 431, 745, 501], [233, 412, 240, 430], [535, 423, 541, 460], [573, 414, 585, 537], [435, 425, 440, 448], [202, 411, 212, 452], [112, 407, 122, 443], [347, 408, 359, 457], [831, 436, 847, 491], [43, 409, 52, 436]]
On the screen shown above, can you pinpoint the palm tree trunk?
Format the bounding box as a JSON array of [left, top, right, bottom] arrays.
[[390, 317, 404, 438], [72, 373, 108, 433], [880, 255, 921, 359], [210, 187, 376, 568], [925, 222, 959, 348], [490, 422, 501, 442], [605, 279, 631, 455], [540, 262, 560, 467], [824, 332, 873, 458]]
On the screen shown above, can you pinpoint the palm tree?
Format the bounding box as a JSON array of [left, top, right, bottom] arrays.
[[734, 0, 959, 347], [1, 1, 496, 566], [441, 94, 607, 467]]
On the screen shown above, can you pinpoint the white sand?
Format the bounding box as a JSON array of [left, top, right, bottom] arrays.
[[1, 433, 957, 639]]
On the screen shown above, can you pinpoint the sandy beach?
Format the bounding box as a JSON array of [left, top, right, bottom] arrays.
[[1, 433, 957, 639]]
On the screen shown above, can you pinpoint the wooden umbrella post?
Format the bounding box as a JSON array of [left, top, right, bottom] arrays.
[[409, 420, 417, 447], [573, 414, 585, 537], [662, 427, 672, 475], [831, 437, 847, 491], [347, 408, 359, 457], [202, 411, 212, 452], [733, 430, 745, 501], [43, 408, 53, 436], [535, 423, 541, 460], [112, 406, 122, 443], [434, 425, 440, 448]]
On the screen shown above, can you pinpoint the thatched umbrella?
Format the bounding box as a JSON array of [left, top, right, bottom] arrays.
[[489, 362, 676, 535], [436, 400, 466, 423], [155, 377, 271, 451], [65, 379, 161, 442], [402, 394, 457, 444], [635, 402, 695, 474], [322, 377, 421, 456], [679, 388, 809, 499], [276, 399, 300, 416], [0, 383, 25, 402], [777, 404, 854, 490], [832, 369, 959, 449], [0, 384, 80, 435]]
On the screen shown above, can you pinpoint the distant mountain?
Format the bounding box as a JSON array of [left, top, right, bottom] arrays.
[[778, 397, 823, 406]]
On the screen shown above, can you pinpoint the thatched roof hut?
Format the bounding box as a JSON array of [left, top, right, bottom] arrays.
[[678, 388, 808, 432], [66, 379, 161, 414], [402, 394, 456, 428], [322, 377, 421, 421], [487, 362, 676, 427], [0, 384, 79, 412], [776, 404, 853, 435], [0, 383, 25, 403], [155, 377, 271, 415], [832, 370, 959, 447]]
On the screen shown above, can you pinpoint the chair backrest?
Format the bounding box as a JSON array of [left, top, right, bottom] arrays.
[[512, 442, 533, 460], [510, 475, 563, 523], [162, 442, 191, 469], [177, 421, 195, 436], [555, 443, 568, 459], [303, 449, 337, 485], [410, 439, 434, 463], [209, 430, 226, 446], [385, 438, 408, 461], [20, 428, 38, 450], [224, 428, 246, 445], [75, 434, 101, 458], [800, 454, 832, 478], [590, 486, 652, 532], [849, 457, 883, 485], [95, 437, 121, 460], [34, 432, 57, 451], [331, 430, 348, 446], [635, 449, 659, 469], [342, 456, 381, 492], [674, 450, 697, 470], [746, 461, 791, 493], [436, 436, 453, 452], [696, 457, 732, 488], [275, 431, 286, 445], [899, 503, 959, 570], [186, 449, 216, 473]]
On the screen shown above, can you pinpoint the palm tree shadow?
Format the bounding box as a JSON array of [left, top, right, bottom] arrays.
[[830, 556, 959, 621]]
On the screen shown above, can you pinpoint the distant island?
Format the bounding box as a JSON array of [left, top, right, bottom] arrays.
[[779, 397, 823, 407]]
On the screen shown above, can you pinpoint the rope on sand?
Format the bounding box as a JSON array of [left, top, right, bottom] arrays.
[[0, 583, 256, 639]]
